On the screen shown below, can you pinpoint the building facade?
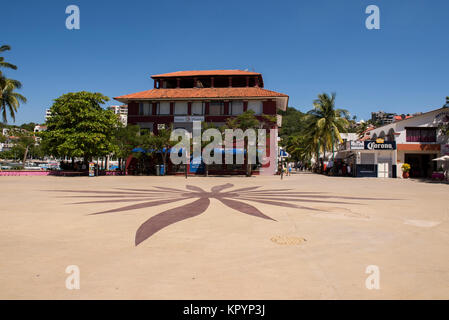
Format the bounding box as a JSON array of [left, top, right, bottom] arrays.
[[45, 109, 52, 122], [337, 137, 398, 178], [371, 110, 396, 125], [108, 105, 128, 126], [34, 125, 47, 133], [370, 107, 449, 178], [335, 107, 449, 178], [114, 70, 289, 174], [115, 70, 288, 134]]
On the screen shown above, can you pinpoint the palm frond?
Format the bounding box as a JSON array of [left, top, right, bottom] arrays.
[[0, 45, 12, 53]]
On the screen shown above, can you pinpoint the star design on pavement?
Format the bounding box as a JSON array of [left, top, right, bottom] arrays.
[[52, 184, 389, 245]]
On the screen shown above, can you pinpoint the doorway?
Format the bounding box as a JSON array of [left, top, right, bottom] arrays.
[[404, 153, 437, 178]]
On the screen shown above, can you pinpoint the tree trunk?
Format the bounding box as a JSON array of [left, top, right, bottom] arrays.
[[244, 151, 252, 177], [22, 146, 29, 169], [162, 153, 167, 175], [280, 158, 284, 180]]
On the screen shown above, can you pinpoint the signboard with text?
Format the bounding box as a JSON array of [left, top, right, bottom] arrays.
[[364, 140, 396, 150], [174, 116, 205, 122], [350, 141, 365, 150]]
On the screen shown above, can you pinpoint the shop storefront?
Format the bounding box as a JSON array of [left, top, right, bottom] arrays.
[[369, 107, 449, 178], [338, 139, 397, 178]]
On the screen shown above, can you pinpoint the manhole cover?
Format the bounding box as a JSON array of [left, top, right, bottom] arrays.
[[270, 235, 307, 246]]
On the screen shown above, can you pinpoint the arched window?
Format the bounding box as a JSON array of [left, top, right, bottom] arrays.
[[387, 128, 395, 141]]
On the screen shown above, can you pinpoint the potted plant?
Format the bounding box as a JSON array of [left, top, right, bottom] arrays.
[[401, 163, 411, 178]]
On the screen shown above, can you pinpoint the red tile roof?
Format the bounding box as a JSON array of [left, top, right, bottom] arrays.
[[115, 87, 288, 102], [360, 135, 371, 141], [151, 70, 261, 78]]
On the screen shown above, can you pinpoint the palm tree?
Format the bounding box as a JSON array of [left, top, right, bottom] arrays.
[[307, 93, 349, 160], [301, 113, 327, 172], [0, 76, 27, 122], [0, 44, 25, 123], [285, 134, 315, 164]]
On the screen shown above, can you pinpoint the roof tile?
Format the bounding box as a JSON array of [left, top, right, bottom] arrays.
[[151, 70, 261, 78], [115, 87, 288, 101]]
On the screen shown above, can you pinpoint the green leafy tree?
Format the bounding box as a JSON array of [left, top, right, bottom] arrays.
[[226, 109, 260, 131], [439, 96, 449, 137], [0, 150, 14, 161], [278, 106, 323, 168], [302, 113, 325, 167], [113, 124, 141, 171], [29, 143, 45, 160], [200, 122, 224, 177], [41, 92, 119, 164], [278, 107, 307, 139], [440, 123, 449, 136], [225, 110, 262, 176], [20, 122, 38, 132], [140, 127, 176, 175], [8, 128, 35, 168], [285, 134, 315, 164]]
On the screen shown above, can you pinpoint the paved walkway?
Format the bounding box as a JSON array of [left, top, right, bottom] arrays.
[[0, 173, 448, 299]]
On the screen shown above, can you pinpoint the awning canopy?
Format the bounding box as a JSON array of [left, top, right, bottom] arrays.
[[432, 155, 449, 161]]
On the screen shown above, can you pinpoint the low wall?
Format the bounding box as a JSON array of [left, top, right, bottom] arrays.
[[0, 170, 125, 177], [0, 171, 50, 176]]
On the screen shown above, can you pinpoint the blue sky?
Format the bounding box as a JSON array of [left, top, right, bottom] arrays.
[[1, 0, 448, 124]]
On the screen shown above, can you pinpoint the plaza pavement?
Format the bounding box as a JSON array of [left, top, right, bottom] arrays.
[[0, 173, 448, 299]]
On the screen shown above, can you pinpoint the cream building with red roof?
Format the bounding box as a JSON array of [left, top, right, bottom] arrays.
[[114, 70, 289, 174], [115, 69, 288, 133]]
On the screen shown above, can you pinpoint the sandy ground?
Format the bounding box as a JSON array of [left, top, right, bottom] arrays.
[[0, 173, 448, 300]]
